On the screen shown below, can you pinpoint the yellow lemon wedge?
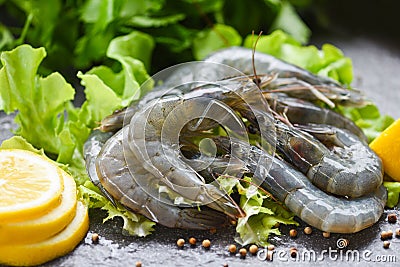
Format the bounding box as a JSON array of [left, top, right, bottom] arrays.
[[0, 201, 89, 267], [0, 169, 77, 245], [370, 118, 400, 181], [0, 149, 63, 223]]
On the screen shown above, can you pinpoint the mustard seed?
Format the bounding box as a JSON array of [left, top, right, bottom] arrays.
[[323, 232, 330, 238], [267, 244, 275, 251], [135, 261, 142, 267]]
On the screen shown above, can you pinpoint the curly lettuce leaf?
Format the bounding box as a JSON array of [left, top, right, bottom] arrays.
[[218, 176, 298, 246], [383, 182, 400, 208], [193, 24, 242, 60], [0, 44, 155, 236], [244, 30, 353, 85], [340, 104, 395, 143], [0, 45, 75, 156], [79, 181, 155, 237]]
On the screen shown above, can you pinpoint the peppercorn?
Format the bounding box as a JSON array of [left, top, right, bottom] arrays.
[[189, 237, 196, 246], [202, 239, 211, 249], [383, 241, 390, 249], [304, 226, 312, 235], [289, 229, 297, 238], [177, 238, 185, 248], [388, 213, 397, 223], [249, 244, 258, 255], [239, 248, 247, 258], [228, 244, 237, 254], [323, 232, 330, 238], [91, 233, 99, 244]]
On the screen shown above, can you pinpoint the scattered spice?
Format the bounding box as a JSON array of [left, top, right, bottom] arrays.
[[249, 244, 258, 255], [381, 231, 393, 240], [304, 226, 312, 235], [388, 213, 397, 223], [383, 241, 390, 249], [189, 237, 196, 246], [135, 261, 142, 267], [91, 233, 99, 244], [290, 247, 297, 258], [322, 232, 330, 238], [289, 229, 297, 238], [228, 244, 237, 254], [395, 228, 400, 237], [177, 238, 185, 248], [239, 248, 247, 258], [202, 239, 211, 249]]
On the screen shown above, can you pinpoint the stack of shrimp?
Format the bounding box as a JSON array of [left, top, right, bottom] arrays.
[[84, 47, 386, 234]]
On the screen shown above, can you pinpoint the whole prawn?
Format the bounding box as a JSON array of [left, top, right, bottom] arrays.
[[84, 129, 232, 230], [213, 137, 386, 234]]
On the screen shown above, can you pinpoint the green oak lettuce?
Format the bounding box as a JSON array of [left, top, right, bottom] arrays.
[[0, 44, 155, 236]]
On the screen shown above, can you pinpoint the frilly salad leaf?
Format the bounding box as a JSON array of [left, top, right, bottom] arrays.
[[218, 176, 298, 246], [0, 44, 156, 236], [383, 182, 400, 208]]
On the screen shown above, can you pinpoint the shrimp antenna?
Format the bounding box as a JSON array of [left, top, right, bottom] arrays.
[[251, 30, 263, 88]]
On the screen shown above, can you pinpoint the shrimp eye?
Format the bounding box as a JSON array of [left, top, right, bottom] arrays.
[[253, 77, 261, 85]]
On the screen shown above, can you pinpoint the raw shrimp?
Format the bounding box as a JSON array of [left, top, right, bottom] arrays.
[[269, 120, 383, 198], [205, 47, 368, 108], [84, 129, 231, 229], [265, 93, 367, 142], [214, 137, 387, 234], [126, 94, 248, 218]]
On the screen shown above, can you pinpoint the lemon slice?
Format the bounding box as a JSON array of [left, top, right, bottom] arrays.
[[0, 149, 63, 223], [0, 201, 89, 266], [370, 118, 400, 181], [0, 169, 77, 245]]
